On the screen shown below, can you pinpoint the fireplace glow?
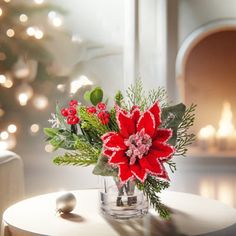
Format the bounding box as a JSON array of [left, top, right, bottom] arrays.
[[216, 102, 235, 138], [198, 125, 216, 140], [197, 101, 236, 151]]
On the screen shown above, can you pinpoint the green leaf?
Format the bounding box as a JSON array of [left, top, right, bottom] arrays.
[[90, 87, 103, 106], [84, 91, 91, 102], [161, 103, 186, 146], [93, 155, 116, 176], [43, 128, 60, 138], [50, 136, 64, 150]]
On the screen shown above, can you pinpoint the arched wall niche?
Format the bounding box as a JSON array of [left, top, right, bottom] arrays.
[[176, 19, 236, 132]]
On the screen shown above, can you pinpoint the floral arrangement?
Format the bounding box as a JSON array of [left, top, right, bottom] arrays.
[[44, 81, 195, 218]]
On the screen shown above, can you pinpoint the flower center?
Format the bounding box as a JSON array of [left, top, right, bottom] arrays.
[[124, 129, 152, 165]]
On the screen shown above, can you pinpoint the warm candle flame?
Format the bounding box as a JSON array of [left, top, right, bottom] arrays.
[[217, 102, 235, 137], [198, 125, 216, 139]]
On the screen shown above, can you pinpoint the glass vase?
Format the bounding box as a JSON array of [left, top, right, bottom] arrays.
[[100, 177, 148, 219]]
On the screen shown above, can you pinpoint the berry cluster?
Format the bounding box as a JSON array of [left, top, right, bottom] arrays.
[[61, 100, 80, 125], [86, 102, 110, 125]]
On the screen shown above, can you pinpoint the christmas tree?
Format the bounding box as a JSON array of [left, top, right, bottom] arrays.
[[0, 0, 73, 150]]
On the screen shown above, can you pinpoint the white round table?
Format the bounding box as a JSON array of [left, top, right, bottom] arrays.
[[2, 190, 236, 236]]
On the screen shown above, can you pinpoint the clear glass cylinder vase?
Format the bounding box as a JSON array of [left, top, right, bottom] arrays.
[[100, 177, 148, 219]]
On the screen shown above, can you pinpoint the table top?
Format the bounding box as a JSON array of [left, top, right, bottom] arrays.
[[3, 189, 236, 236]]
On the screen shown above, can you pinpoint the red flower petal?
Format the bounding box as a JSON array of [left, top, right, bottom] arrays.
[[109, 151, 127, 164], [151, 141, 175, 161], [131, 107, 141, 124], [148, 100, 161, 128], [118, 164, 133, 182], [104, 133, 126, 151], [117, 109, 135, 138], [101, 132, 117, 142], [155, 129, 173, 142], [137, 111, 156, 137], [144, 154, 164, 175], [157, 168, 170, 181], [130, 162, 147, 182], [102, 148, 113, 158]]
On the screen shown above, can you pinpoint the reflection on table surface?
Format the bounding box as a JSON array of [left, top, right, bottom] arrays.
[[104, 212, 185, 236]]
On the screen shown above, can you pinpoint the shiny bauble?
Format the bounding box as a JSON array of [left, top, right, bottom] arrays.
[[56, 192, 77, 214]]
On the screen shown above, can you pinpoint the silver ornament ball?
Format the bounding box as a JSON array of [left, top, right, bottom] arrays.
[[56, 192, 77, 214]]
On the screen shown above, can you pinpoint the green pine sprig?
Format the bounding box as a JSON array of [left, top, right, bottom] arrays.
[[53, 138, 101, 167], [125, 79, 170, 111], [53, 151, 98, 167], [79, 106, 110, 135], [175, 104, 196, 156], [136, 176, 171, 219]]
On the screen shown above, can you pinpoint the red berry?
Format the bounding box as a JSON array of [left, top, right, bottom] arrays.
[[86, 106, 97, 114], [98, 111, 110, 125], [67, 115, 74, 125], [68, 107, 77, 116], [61, 108, 69, 117], [97, 102, 106, 110], [72, 116, 80, 124], [67, 115, 80, 125], [69, 100, 78, 107]]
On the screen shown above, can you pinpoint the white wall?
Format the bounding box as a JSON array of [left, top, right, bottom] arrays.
[[179, 0, 236, 45]]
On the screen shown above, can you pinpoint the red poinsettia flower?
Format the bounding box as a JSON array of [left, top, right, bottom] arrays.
[[101, 101, 175, 183]]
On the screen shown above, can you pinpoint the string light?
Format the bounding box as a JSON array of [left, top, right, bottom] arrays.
[[57, 84, 66, 92], [0, 131, 9, 140], [34, 29, 44, 39], [19, 14, 28, 22], [33, 95, 48, 110], [4, 0, 11, 2], [26, 27, 35, 36], [34, 0, 44, 4], [30, 124, 39, 133], [16, 83, 33, 106], [1, 74, 13, 88], [27, 27, 44, 39], [70, 75, 93, 94], [45, 144, 54, 152], [6, 29, 15, 38], [2, 78, 13, 88], [0, 75, 6, 84], [0, 8, 3, 17], [48, 11, 62, 27], [18, 94, 29, 106], [8, 124, 17, 134]]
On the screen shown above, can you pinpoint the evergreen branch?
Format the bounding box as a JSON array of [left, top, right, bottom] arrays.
[[175, 104, 196, 156], [136, 176, 171, 219], [125, 80, 169, 111], [54, 138, 100, 166], [53, 151, 98, 167], [166, 160, 177, 173], [74, 138, 101, 157], [147, 87, 170, 108], [126, 79, 146, 111], [108, 108, 119, 132], [79, 106, 110, 136]]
